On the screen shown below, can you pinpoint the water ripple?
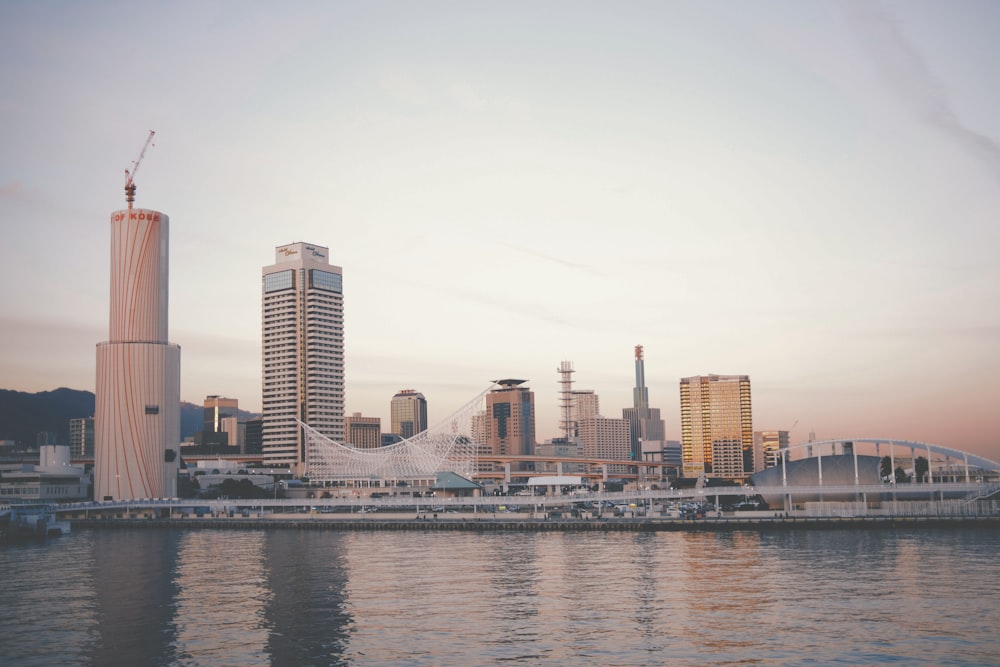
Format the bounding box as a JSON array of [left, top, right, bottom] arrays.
[[1, 527, 998, 666]]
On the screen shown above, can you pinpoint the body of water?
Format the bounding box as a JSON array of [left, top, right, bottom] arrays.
[[1, 526, 998, 666]]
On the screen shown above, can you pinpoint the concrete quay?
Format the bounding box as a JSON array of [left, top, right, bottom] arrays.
[[72, 514, 1000, 533]]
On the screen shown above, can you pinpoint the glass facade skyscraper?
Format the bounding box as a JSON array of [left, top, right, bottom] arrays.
[[261, 242, 344, 468], [390, 390, 428, 439], [679, 374, 753, 479]]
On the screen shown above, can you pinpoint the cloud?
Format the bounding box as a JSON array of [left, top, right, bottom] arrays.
[[839, 0, 1000, 180], [497, 241, 607, 277]]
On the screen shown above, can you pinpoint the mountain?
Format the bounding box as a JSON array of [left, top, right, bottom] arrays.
[[0, 388, 95, 447], [0, 389, 259, 448]]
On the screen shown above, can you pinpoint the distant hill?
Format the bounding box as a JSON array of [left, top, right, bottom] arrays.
[[0, 389, 259, 448], [0, 388, 95, 447]]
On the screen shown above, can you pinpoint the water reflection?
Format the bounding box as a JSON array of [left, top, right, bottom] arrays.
[[2, 527, 999, 666], [89, 530, 181, 666], [171, 531, 272, 665], [0, 534, 100, 666], [262, 530, 352, 667]]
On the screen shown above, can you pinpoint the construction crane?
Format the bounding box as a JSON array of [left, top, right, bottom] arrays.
[[124, 130, 156, 208]]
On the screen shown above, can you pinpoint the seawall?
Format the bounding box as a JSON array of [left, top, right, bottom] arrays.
[[72, 515, 1000, 533]]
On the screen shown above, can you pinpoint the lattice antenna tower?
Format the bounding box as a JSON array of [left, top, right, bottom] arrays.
[[558, 361, 575, 442]]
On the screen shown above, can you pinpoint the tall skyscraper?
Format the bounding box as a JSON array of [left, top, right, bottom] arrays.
[[679, 374, 753, 479], [262, 242, 344, 469], [390, 390, 428, 438], [623, 345, 665, 460], [484, 379, 535, 463], [95, 205, 181, 500]]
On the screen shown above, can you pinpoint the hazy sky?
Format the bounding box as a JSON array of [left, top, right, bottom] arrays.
[[2, 1, 998, 458]]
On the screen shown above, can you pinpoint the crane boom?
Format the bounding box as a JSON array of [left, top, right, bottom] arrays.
[[124, 130, 156, 208]]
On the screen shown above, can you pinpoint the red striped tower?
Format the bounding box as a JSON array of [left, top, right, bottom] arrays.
[[95, 207, 180, 500]]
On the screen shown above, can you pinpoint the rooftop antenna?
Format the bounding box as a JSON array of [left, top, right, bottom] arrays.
[[124, 130, 156, 209]]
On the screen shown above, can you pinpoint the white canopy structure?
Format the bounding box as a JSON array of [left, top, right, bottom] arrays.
[[303, 386, 491, 483]]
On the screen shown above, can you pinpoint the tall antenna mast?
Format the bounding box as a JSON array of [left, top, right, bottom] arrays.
[[124, 130, 156, 209]]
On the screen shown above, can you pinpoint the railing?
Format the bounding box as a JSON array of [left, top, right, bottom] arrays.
[[51, 481, 1000, 518]]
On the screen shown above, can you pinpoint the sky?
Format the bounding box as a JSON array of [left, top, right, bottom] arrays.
[[1, 1, 999, 459]]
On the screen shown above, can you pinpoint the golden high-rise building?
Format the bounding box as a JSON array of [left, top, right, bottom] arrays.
[[680, 374, 753, 479], [390, 390, 428, 438]]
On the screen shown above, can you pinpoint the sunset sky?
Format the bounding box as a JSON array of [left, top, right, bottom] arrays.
[[1, 1, 998, 458]]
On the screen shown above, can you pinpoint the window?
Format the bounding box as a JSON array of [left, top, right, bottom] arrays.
[[310, 269, 342, 293], [264, 270, 294, 293]]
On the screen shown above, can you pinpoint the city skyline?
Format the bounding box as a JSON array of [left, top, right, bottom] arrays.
[[2, 2, 999, 458]]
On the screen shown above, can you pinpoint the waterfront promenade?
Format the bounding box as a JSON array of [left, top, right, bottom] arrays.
[[72, 512, 1000, 533]]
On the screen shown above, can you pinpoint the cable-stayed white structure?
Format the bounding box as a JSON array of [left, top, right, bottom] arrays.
[[303, 386, 492, 482]]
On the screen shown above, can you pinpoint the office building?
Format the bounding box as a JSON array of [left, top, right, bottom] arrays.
[[680, 374, 753, 479], [69, 417, 94, 459], [203, 396, 239, 444], [484, 379, 535, 463], [347, 412, 382, 449], [753, 430, 789, 472], [535, 438, 586, 474], [640, 438, 682, 482], [390, 390, 428, 438], [262, 242, 344, 469], [571, 390, 599, 436], [241, 417, 263, 455], [382, 433, 404, 447], [577, 415, 631, 463], [95, 204, 181, 501]]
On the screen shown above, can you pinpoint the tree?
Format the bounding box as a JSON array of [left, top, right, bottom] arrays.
[[894, 466, 910, 484], [914, 456, 929, 483], [880, 456, 893, 480], [218, 478, 271, 499]]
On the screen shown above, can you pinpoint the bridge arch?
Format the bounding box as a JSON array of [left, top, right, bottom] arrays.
[[777, 438, 1000, 485]]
